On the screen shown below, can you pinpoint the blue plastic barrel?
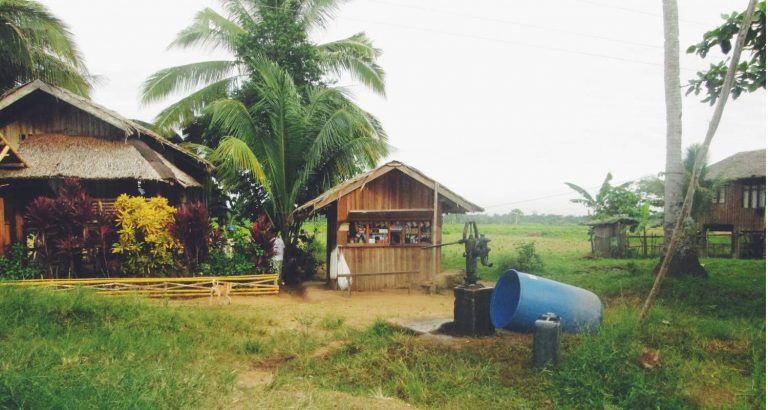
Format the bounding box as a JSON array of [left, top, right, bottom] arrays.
[[490, 270, 603, 333]]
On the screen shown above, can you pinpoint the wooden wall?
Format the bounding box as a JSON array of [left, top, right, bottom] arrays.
[[700, 178, 765, 233], [0, 93, 125, 149], [332, 170, 443, 291]]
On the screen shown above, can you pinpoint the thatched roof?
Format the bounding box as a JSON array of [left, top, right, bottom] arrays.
[[0, 80, 214, 173], [296, 160, 484, 215], [0, 135, 200, 187], [706, 149, 765, 181]]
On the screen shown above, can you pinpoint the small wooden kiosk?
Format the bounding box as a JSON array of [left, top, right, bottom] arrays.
[[296, 161, 483, 291]]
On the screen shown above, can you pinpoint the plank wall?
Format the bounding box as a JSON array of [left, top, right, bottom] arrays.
[[334, 170, 443, 291], [700, 179, 766, 232]]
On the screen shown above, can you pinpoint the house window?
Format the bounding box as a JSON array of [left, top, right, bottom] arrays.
[[712, 187, 726, 204], [742, 185, 766, 209]]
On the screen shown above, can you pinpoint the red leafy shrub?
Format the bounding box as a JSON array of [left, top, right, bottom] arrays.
[[170, 202, 213, 273], [24, 178, 109, 277], [250, 215, 275, 270]]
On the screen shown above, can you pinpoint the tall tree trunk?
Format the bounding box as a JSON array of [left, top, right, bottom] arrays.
[[640, 0, 758, 325], [659, 0, 706, 277]]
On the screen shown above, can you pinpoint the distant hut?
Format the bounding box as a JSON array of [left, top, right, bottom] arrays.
[[296, 161, 483, 291], [586, 216, 639, 258], [0, 80, 213, 254], [700, 149, 765, 258]]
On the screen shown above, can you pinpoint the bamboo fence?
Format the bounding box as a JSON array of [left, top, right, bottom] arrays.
[[0, 275, 279, 297]]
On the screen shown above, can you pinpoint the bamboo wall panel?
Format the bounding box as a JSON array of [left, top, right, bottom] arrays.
[[339, 246, 434, 291], [700, 181, 765, 232], [0, 99, 124, 149]]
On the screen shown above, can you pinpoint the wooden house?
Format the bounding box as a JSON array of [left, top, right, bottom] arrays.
[[296, 161, 483, 291], [0, 80, 213, 255], [699, 149, 765, 258]]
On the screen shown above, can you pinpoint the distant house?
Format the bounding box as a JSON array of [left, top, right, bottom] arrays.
[[0, 80, 213, 255], [296, 161, 483, 291], [699, 149, 765, 258]]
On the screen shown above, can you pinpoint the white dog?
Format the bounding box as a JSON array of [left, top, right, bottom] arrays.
[[210, 280, 233, 305]]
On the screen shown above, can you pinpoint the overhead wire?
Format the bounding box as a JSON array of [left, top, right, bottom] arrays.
[[367, 0, 662, 50]]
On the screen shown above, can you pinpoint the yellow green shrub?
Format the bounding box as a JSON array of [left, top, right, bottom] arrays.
[[112, 194, 180, 276]]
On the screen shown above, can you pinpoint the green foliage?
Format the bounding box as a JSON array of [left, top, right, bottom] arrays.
[[687, 1, 766, 104], [552, 307, 693, 409], [236, 1, 322, 88], [0, 0, 92, 95], [112, 195, 180, 276], [141, 0, 385, 131], [513, 241, 544, 273], [566, 173, 643, 219], [205, 222, 257, 276], [0, 287, 239, 408], [208, 60, 387, 283], [0, 244, 41, 280]]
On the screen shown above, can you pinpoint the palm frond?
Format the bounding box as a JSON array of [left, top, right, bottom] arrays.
[[152, 77, 237, 130], [209, 136, 268, 189], [565, 182, 596, 206], [318, 32, 386, 95], [169, 7, 244, 53], [0, 0, 91, 95], [207, 98, 260, 148], [298, 0, 344, 30], [141, 60, 240, 105]]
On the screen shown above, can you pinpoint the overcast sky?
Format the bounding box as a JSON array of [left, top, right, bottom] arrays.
[[41, 0, 766, 215]]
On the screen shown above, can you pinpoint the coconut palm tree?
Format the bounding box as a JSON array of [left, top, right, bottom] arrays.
[[140, 0, 385, 132], [0, 0, 91, 95], [207, 58, 388, 282]]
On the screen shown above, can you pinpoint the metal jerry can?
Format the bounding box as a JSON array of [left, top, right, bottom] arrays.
[[533, 313, 561, 369]]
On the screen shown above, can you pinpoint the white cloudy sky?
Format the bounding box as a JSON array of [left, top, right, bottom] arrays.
[[41, 0, 766, 215]]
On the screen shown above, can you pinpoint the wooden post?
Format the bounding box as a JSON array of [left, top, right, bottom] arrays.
[[14, 213, 23, 243], [432, 182, 439, 277], [0, 198, 5, 256]]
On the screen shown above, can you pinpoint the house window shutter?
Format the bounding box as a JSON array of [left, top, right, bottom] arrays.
[[743, 186, 751, 208]]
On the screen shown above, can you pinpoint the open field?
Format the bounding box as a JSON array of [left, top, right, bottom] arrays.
[[0, 223, 764, 409]]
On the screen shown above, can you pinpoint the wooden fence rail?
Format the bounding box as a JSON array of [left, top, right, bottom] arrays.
[[0, 274, 279, 297]]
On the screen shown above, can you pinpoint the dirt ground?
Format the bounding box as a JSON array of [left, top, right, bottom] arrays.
[[184, 282, 457, 330], [177, 283, 464, 409]]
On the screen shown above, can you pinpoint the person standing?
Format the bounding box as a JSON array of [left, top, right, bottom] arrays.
[[272, 233, 285, 284]]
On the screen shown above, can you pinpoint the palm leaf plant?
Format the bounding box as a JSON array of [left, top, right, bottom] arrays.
[[0, 0, 91, 95], [207, 58, 388, 282], [141, 0, 385, 133]]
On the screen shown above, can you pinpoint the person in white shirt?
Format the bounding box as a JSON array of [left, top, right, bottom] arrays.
[[272, 234, 285, 283]]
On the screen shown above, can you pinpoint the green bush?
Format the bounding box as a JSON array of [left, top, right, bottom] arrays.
[[513, 241, 544, 273], [0, 244, 41, 280]]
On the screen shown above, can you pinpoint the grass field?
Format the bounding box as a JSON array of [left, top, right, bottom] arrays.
[[0, 223, 764, 409]]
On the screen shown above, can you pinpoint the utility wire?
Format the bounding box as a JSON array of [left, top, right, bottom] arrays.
[[565, 0, 712, 27], [368, 0, 662, 50], [339, 16, 700, 72], [481, 175, 656, 210]]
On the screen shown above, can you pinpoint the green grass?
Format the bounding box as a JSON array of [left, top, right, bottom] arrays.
[[1, 222, 765, 408]]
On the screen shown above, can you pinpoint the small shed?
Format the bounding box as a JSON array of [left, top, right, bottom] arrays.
[[0, 80, 213, 254], [586, 216, 639, 258], [296, 161, 483, 291]]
